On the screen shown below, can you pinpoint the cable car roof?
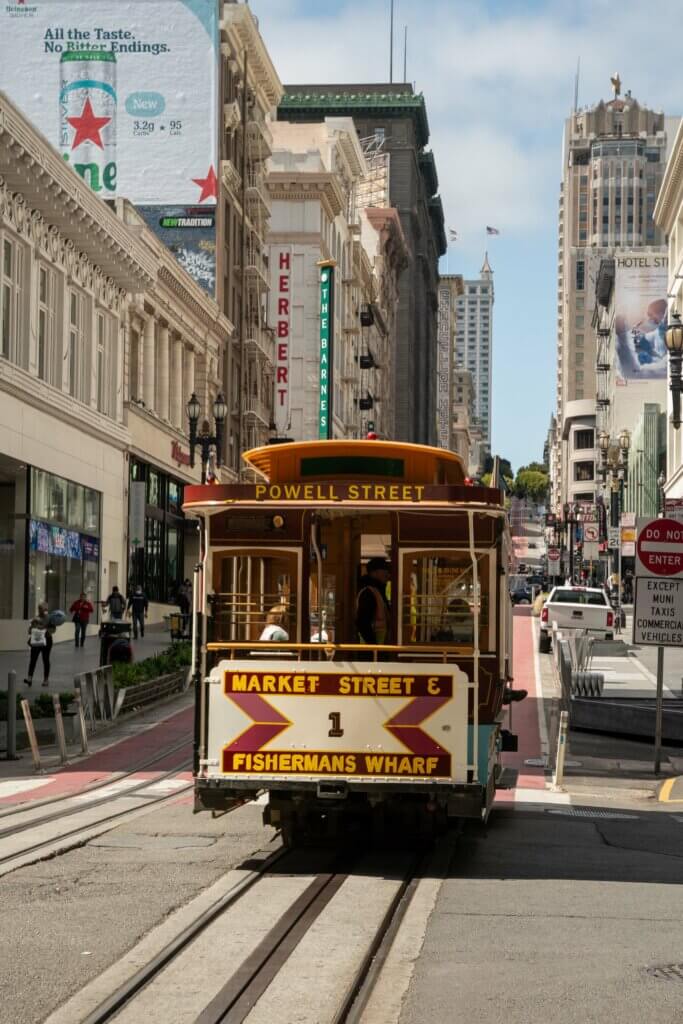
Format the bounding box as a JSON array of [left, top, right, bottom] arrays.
[[242, 440, 466, 486]]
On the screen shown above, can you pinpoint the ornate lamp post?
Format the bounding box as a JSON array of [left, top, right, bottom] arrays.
[[665, 310, 683, 429], [186, 392, 227, 484]]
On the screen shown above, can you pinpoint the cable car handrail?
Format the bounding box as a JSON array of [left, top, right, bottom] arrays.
[[206, 640, 482, 662]]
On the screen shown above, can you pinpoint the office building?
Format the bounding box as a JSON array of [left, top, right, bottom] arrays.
[[454, 255, 494, 471], [551, 78, 678, 510], [277, 84, 447, 445]]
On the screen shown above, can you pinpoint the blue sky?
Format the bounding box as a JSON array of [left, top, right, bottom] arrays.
[[249, 0, 679, 472]]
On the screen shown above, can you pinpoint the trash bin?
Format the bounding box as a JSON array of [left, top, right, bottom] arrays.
[[99, 621, 132, 666], [169, 612, 183, 640]]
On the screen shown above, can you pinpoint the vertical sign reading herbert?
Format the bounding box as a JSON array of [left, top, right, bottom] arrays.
[[436, 285, 452, 449], [270, 245, 291, 436], [318, 263, 335, 440]]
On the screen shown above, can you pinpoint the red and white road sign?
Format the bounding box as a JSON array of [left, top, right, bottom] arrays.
[[548, 546, 560, 560], [636, 518, 683, 578]]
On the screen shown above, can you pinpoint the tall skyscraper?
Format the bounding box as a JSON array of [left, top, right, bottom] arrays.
[[552, 80, 678, 507], [277, 84, 447, 445], [454, 254, 494, 470]]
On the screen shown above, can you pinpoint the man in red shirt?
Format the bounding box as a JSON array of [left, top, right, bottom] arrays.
[[69, 592, 94, 648]]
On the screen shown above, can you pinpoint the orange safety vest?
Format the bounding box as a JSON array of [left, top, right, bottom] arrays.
[[357, 584, 389, 644]]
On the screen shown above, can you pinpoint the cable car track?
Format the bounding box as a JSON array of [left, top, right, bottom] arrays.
[[70, 844, 432, 1024], [0, 737, 191, 833], [0, 760, 193, 876]]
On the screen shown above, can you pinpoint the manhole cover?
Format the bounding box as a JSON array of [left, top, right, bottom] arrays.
[[546, 809, 639, 820], [645, 964, 683, 982]]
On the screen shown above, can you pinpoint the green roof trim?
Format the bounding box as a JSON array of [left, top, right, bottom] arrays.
[[279, 88, 430, 148]]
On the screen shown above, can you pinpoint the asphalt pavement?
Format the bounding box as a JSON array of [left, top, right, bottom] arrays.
[[399, 804, 683, 1024]]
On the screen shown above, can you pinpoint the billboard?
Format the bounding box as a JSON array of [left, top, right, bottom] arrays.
[[138, 205, 216, 296], [614, 255, 668, 382], [0, 1, 218, 291]]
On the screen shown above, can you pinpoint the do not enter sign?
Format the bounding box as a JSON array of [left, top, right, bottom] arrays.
[[636, 518, 683, 577]]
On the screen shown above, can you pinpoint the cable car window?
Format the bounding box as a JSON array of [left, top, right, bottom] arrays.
[[401, 550, 491, 649], [211, 549, 298, 647]]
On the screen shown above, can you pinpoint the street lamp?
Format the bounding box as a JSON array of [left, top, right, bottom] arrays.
[[598, 430, 610, 483], [658, 470, 666, 517], [186, 392, 227, 484], [665, 310, 683, 429]]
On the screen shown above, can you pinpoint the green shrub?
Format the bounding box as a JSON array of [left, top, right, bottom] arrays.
[[112, 642, 191, 690]]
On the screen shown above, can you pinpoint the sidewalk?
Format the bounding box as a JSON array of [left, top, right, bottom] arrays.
[[0, 623, 176, 697]]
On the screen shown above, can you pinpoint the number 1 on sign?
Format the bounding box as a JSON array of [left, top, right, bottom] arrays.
[[328, 712, 343, 737]]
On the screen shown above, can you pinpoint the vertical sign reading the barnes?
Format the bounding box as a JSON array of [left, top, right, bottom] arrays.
[[436, 285, 452, 449], [318, 264, 334, 440], [269, 246, 292, 436]]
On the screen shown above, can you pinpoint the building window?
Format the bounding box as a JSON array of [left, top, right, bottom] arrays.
[[576, 260, 585, 291], [576, 334, 584, 348], [0, 234, 28, 368], [129, 329, 140, 402], [576, 352, 584, 365], [574, 461, 594, 482], [38, 265, 60, 386], [69, 290, 90, 404], [575, 315, 584, 328], [96, 311, 118, 418], [130, 459, 185, 603], [574, 428, 594, 450]]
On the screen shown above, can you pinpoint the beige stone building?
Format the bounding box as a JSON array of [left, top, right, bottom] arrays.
[[0, 91, 231, 645], [551, 81, 678, 510], [219, 3, 283, 469]]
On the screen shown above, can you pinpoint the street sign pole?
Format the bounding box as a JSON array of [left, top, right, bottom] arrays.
[[654, 646, 665, 775]]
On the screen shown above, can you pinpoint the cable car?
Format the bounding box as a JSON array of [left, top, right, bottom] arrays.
[[183, 439, 515, 843]]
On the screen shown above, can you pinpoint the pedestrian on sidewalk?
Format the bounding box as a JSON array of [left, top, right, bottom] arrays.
[[127, 585, 148, 639], [177, 578, 192, 634], [103, 586, 126, 621], [24, 602, 55, 688], [69, 591, 94, 648]]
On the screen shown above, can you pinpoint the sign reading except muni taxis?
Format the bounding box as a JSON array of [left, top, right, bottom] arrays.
[[633, 578, 683, 646], [318, 263, 335, 440], [210, 662, 470, 781]]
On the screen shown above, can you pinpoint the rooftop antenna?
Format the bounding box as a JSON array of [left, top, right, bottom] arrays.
[[389, 0, 394, 83], [573, 56, 580, 113], [403, 25, 407, 82]]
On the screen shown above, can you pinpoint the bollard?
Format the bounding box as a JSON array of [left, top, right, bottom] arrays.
[[6, 671, 19, 760], [52, 694, 68, 765], [21, 699, 41, 772], [74, 691, 89, 756], [552, 710, 569, 789]]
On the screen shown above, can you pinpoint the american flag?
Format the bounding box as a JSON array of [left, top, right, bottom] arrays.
[[486, 226, 500, 235]]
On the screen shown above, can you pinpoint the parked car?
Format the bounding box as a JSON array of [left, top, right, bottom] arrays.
[[510, 583, 533, 605], [538, 586, 614, 653]]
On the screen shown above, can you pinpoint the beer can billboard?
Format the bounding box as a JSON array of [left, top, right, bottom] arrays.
[[0, 1, 218, 208]]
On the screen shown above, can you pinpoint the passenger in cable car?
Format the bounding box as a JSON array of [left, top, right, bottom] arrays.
[[356, 557, 392, 650], [259, 604, 289, 643]]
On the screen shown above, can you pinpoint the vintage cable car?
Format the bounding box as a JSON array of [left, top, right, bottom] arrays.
[[183, 439, 515, 843]]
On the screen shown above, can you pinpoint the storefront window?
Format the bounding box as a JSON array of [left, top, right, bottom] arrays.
[[130, 462, 185, 604], [28, 469, 101, 617]]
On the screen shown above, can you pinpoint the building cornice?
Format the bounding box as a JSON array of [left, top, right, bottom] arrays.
[[0, 361, 130, 451], [0, 91, 155, 292], [654, 117, 683, 231], [221, 5, 283, 110], [267, 171, 345, 219]]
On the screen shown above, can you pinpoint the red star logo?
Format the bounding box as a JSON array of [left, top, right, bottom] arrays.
[[67, 98, 111, 150], [192, 165, 218, 203]]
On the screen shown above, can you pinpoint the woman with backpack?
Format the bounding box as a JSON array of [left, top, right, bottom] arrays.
[[24, 602, 56, 688]]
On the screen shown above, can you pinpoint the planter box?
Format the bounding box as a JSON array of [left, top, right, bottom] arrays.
[[114, 668, 189, 717]]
